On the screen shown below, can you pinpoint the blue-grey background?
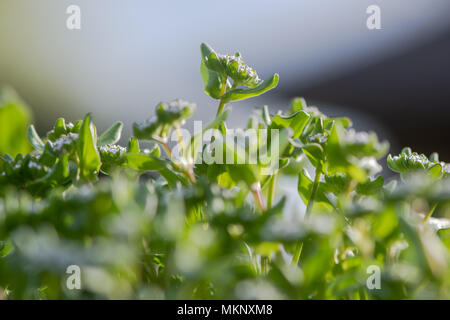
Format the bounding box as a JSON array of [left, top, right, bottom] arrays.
[[1, 0, 449, 158]]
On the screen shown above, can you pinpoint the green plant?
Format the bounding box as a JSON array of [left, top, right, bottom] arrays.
[[0, 44, 449, 300]]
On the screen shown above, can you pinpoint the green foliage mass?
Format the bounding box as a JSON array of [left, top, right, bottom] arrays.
[[0, 87, 32, 157], [0, 44, 449, 299]]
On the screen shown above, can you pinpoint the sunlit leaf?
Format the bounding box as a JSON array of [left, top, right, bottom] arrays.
[[0, 87, 31, 156], [77, 114, 101, 181], [27, 125, 45, 151], [221, 74, 279, 103], [98, 121, 123, 146]]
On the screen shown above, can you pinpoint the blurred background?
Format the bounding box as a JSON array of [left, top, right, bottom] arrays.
[[0, 0, 449, 158]]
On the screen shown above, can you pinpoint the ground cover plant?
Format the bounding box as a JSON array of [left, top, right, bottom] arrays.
[[0, 43, 449, 299]]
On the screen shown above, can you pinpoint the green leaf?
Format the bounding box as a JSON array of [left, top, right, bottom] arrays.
[[271, 110, 310, 139], [126, 153, 166, 171], [72, 120, 82, 133], [38, 141, 58, 167], [54, 118, 67, 137], [77, 114, 101, 181], [126, 153, 186, 186], [127, 137, 140, 153], [322, 173, 350, 194], [0, 240, 14, 257], [325, 123, 387, 181], [47, 118, 68, 142], [302, 143, 324, 168], [27, 125, 45, 151], [383, 180, 397, 193], [429, 152, 439, 162], [0, 87, 31, 156], [226, 164, 259, 188], [402, 147, 412, 156], [200, 43, 228, 99], [224, 142, 259, 188], [372, 207, 398, 239], [356, 176, 384, 195], [428, 164, 444, 180], [221, 74, 279, 103], [290, 97, 307, 113], [37, 154, 70, 184], [98, 121, 123, 146], [297, 169, 313, 205], [262, 105, 271, 127], [324, 117, 352, 129]]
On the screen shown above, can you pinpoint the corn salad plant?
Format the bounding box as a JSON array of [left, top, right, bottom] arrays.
[[0, 44, 449, 299]]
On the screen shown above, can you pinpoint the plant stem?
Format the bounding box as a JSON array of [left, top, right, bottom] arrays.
[[216, 99, 226, 116], [216, 78, 229, 116], [185, 168, 196, 183], [174, 126, 185, 155], [161, 141, 172, 158], [305, 163, 322, 218], [291, 242, 303, 266], [292, 164, 322, 265], [251, 183, 266, 212], [423, 202, 438, 223], [174, 125, 196, 183], [261, 175, 272, 190], [261, 256, 270, 275], [216, 81, 237, 116], [267, 171, 278, 209]]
